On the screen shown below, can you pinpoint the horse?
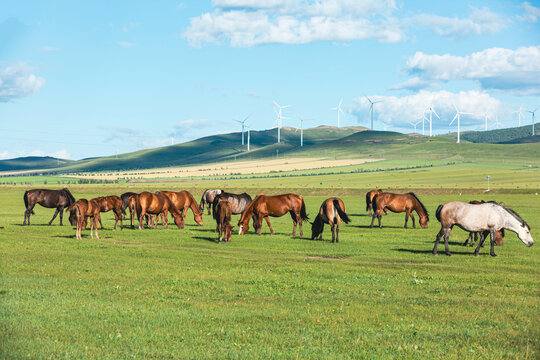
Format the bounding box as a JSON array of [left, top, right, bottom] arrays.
[[199, 189, 223, 215], [93, 196, 124, 230], [136, 191, 183, 230], [463, 201, 504, 247], [65, 199, 101, 239], [160, 190, 203, 226], [215, 198, 233, 243], [433, 201, 533, 257], [365, 189, 383, 217], [212, 191, 252, 231], [238, 193, 308, 237], [120, 192, 137, 220], [311, 198, 351, 243], [370, 192, 429, 229], [23, 188, 76, 226]]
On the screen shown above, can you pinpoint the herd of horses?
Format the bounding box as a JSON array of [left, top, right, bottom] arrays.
[[22, 187, 534, 256]]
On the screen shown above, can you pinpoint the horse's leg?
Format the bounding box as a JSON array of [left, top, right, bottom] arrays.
[[98, 214, 104, 230], [336, 223, 340, 243], [378, 213, 382, 229], [404, 212, 408, 228], [368, 205, 372, 217], [207, 201, 211, 215], [94, 216, 100, 239], [433, 228, 444, 255], [463, 233, 471, 246], [58, 207, 65, 226], [290, 212, 297, 237], [410, 213, 416, 229], [138, 210, 146, 230], [264, 216, 273, 235], [369, 213, 376, 228], [474, 233, 486, 256], [331, 223, 335, 243], [489, 229, 497, 257], [163, 211, 169, 229], [443, 229, 452, 256], [48, 208, 60, 225]]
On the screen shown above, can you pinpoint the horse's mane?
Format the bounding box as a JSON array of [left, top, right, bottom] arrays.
[[407, 192, 429, 218], [492, 202, 530, 230], [62, 188, 76, 205]]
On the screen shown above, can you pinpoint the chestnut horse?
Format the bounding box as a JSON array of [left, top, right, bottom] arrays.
[[120, 192, 137, 220], [311, 198, 351, 243], [160, 190, 203, 226], [23, 188, 76, 226], [370, 192, 429, 229], [215, 198, 233, 243], [365, 189, 383, 217], [93, 196, 124, 230], [199, 189, 223, 215], [238, 193, 308, 237], [65, 199, 101, 239], [136, 191, 183, 230]]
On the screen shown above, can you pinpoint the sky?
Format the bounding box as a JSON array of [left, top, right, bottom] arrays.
[[1, 0, 539, 160]]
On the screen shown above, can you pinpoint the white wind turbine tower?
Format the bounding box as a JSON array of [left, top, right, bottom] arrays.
[[528, 106, 538, 136], [273, 101, 290, 144], [450, 103, 473, 144], [493, 113, 501, 129], [365, 95, 382, 130], [424, 105, 439, 136], [296, 115, 313, 147], [482, 110, 491, 131], [234, 115, 250, 145], [245, 124, 251, 151], [330, 99, 344, 128], [409, 119, 421, 133], [513, 105, 525, 127]]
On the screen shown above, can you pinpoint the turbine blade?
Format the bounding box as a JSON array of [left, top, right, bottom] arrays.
[[450, 114, 458, 126], [432, 108, 440, 119]]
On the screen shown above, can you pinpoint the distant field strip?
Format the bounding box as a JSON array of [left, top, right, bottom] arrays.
[[62, 158, 377, 180]]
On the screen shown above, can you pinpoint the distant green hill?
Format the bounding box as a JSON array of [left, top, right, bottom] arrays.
[[0, 156, 73, 172], [460, 125, 539, 144]]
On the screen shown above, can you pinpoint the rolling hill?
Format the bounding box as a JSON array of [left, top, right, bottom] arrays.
[[0, 156, 73, 172], [460, 124, 539, 144]]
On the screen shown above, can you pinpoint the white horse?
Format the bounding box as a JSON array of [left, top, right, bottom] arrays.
[[433, 201, 533, 257]]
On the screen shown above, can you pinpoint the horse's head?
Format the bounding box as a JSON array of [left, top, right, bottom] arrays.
[[224, 224, 233, 242], [311, 215, 324, 240], [194, 211, 204, 226], [419, 214, 429, 229], [68, 209, 78, 226], [515, 223, 533, 247], [172, 213, 185, 229], [238, 217, 249, 235]]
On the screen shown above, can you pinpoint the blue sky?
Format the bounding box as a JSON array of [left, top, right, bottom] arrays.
[[1, 0, 539, 160]]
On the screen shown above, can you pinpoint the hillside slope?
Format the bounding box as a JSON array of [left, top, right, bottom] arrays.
[[0, 156, 73, 172]]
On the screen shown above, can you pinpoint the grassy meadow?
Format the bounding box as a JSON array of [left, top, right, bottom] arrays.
[[1, 162, 539, 359]]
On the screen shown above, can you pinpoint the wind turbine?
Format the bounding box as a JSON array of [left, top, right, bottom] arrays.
[[482, 111, 491, 131], [450, 104, 473, 144], [365, 95, 382, 130], [273, 101, 290, 144], [528, 106, 538, 136], [409, 119, 421, 133], [425, 105, 439, 136], [513, 105, 525, 127], [296, 115, 313, 147], [245, 124, 251, 151], [330, 99, 345, 128], [493, 113, 501, 129], [234, 115, 250, 145]]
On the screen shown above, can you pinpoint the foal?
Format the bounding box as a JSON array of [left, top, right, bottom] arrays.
[[215, 198, 233, 243], [66, 199, 101, 239]]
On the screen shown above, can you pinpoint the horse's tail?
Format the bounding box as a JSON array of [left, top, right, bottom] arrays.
[[365, 192, 371, 211], [23, 191, 34, 214], [200, 191, 207, 211], [435, 204, 444, 223], [300, 198, 309, 221], [333, 199, 351, 224], [371, 194, 379, 213]]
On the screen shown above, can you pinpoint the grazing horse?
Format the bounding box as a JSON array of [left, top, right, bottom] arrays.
[[215, 198, 233, 243], [365, 189, 383, 217], [463, 201, 504, 247], [370, 192, 429, 229], [199, 189, 223, 215], [23, 188, 76, 226], [65, 199, 101, 239], [120, 192, 137, 219], [433, 201, 533, 257], [136, 191, 183, 230], [311, 198, 351, 243], [212, 191, 252, 231], [160, 190, 203, 226], [238, 193, 308, 237], [93, 196, 124, 230]]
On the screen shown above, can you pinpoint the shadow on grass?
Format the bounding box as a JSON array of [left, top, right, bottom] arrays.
[[353, 224, 409, 229], [393, 248, 488, 256], [192, 236, 219, 243]]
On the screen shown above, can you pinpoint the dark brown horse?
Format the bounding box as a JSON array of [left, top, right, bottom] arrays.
[[311, 198, 351, 243], [238, 193, 308, 237], [160, 190, 203, 226], [215, 198, 233, 243], [365, 189, 383, 217], [212, 191, 252, 231], [370, 192, 429, 229], [199, 189, 223, 215], [120, 192, 137, 219], [23, 188, 76, 226], [136, 191, 183, 230], [66, 199, 101, 239]]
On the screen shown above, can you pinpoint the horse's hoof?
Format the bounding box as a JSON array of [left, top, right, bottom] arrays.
[[445, 253, 452, 256], [432, 252, 438, 256], [491, 254, 498, 257], [474, 253, 479, 256]]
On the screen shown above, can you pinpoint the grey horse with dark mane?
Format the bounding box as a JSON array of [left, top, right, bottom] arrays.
[[433, 201, 533, 257]]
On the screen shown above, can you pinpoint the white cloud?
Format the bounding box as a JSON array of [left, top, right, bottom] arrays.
[[388, 77, 439, 91], [517, 2, 540, 22], [350, 90, 510, 132], [0, 62, 45, 102], [117, 41, 135, 48], [396, 46, 540, 95], [411, 7, 509, 39], [0, 149, 70, 160], [171, 119, 215, 134]]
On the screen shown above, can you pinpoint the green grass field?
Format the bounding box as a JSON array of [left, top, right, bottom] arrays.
[[1, 162, 539, 359]]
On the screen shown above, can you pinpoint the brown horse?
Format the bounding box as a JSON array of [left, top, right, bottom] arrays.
[[120, 192, 137, 220], [311, 198, 351, 243], [238, 193, 308, 237], [136, 191, 183, 230], [370, 192, 429, 229], [365, 189, 383, 217], [93, 196, 124, 230], [66, 199, 101, 239], [215, 198, 233, 243], [23, 188, 76, 226], [160, 190, 203, 226]]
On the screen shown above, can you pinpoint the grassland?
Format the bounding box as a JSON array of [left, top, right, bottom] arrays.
[[1, 160, 539, 359]]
